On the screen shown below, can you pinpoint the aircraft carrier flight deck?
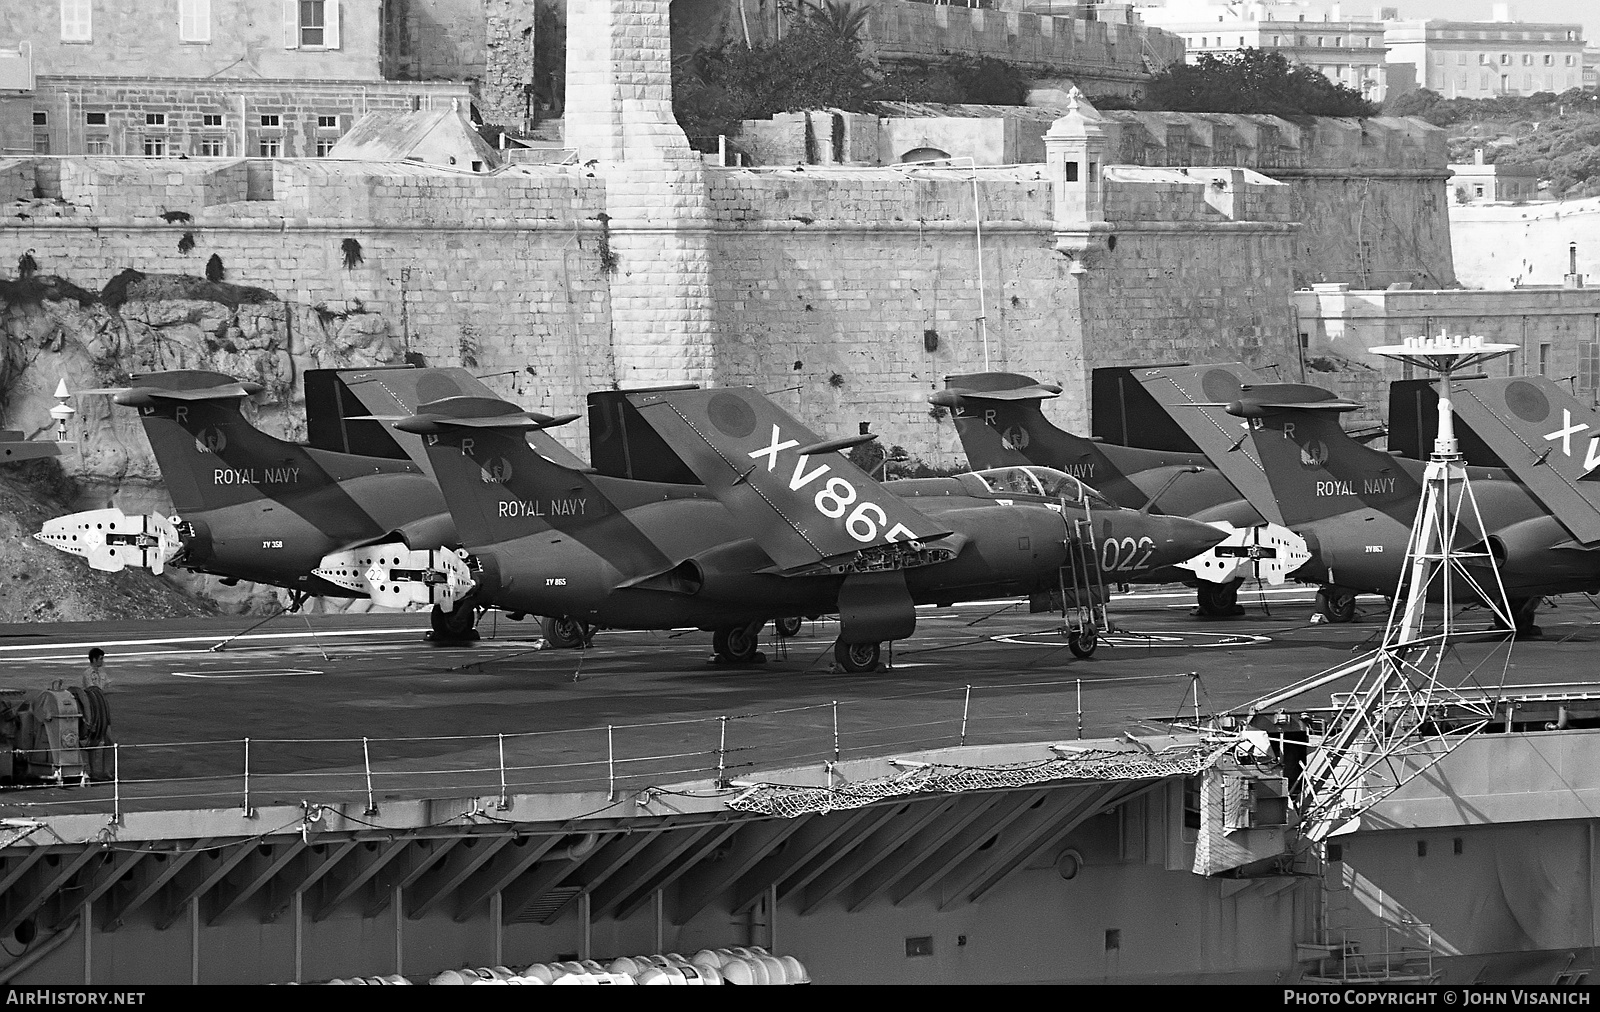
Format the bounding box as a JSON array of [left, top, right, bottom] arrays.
[[2, 585, 1590, 818]]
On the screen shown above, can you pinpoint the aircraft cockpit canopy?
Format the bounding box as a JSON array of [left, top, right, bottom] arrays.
[[968, 466, 1113, 508]]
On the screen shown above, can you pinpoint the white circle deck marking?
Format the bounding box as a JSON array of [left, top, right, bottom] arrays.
[[171, 668, 325, 679], [992, 629, 1272, 649]]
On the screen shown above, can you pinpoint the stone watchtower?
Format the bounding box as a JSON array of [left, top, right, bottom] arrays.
[[565, 0, 715, 387], [1043, 88, 1113, 274]]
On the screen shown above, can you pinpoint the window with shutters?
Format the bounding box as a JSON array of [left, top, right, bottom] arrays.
[[287, 1, 341, 50], [180, 0, 211, 43], [199, 138, 225, 157], [60, 0, 92, 42], [1579, 342, 1600, 399]]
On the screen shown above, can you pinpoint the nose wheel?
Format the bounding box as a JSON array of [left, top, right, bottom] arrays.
[[1067, 630, 1098, 658], [774, 616, 804, 638], [834, 641, 881, 673]]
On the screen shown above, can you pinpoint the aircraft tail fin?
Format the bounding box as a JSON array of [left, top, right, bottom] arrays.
[[623, 386, 952, 573], [1138, 365, 1412, 527], [117, 371, 327, 509], [397, 396, 672, 574], [932, 373, 1092, 467], [1455, 376, 1600, 544]]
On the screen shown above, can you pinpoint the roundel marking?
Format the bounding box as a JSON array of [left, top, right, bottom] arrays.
[[1503, 380, 1550, 423], [707, 392, 757, 438], [1300, 439, 1329, 469], [415, 372, 465, 404], [1201, 369, 1244, 405]]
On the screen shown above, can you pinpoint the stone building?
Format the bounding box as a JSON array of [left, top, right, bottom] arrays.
[[1384, 16, 1585, 99], [0, 1, 552, 157]]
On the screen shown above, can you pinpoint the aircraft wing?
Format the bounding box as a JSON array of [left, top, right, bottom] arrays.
[[624, 387, 953, 573], [1455, 376, 1600, 545], [1133, 364, 1284, 525]]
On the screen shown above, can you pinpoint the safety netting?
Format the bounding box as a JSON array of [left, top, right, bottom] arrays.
[[726, 743, 1217, 818]]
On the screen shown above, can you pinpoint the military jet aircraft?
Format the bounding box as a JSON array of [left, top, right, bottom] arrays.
[[929, 372, 1311, 617], [1139, 364, 1600, 632], [33, 368, 522, 638], [398, 386, 1229, 671]]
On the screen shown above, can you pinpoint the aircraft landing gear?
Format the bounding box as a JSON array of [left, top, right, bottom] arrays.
[[428, 600, 480, 642], [1315, 586, 1357, 623], [834, 641, 881, 673], [1068, 629, 1098, 659], [1498, 597, 1543, 639], [774, 616, 804, 638], [541, 615, 593, 649], [1195, 579, 1245, 618], [713, 621, 765, 663]]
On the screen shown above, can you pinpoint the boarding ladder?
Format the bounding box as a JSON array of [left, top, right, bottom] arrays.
[[1056, 499, 1110, 656]]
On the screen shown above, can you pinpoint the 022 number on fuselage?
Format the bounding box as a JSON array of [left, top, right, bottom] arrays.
[[1100, 536, 1155, 572]]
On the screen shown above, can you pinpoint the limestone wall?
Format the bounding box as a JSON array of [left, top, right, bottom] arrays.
[[865, 4, 1184, 92], [1294, 284, 1600, 420], [1, 151, 1303, 472]]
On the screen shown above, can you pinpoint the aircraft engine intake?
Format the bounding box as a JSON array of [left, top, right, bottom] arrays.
[[35, 509, 184, 575]]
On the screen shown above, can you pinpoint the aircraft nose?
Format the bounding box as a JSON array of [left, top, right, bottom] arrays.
[[1155, 514, 1231, 565]]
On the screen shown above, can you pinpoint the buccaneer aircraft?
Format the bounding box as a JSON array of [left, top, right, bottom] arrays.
[[929, 372, 1310, 617], [33, 368, 536, 638], [400, 385, 1230, 671], [1139, 364, 1600, 633]]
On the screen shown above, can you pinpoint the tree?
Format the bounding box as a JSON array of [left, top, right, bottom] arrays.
[[799, 0, 873, 44], [1142, 49, 1378, 118]]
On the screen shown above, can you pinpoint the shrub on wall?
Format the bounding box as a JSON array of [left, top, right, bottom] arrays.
[[1141, 49, 1377, 118]]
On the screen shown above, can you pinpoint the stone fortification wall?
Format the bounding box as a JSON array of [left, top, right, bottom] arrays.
[[738, 109, 1453, 291], [864, 4, 1183, 93], [1294, 284, 1600, 422], [0, 150, 1302, 475], [1102, 166, 1293, 225], [1, 157, 615, 477], [704, 167, 1061, 464], [1086, 167, 1301, 418]]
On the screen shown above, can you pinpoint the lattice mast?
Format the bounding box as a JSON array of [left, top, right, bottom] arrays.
[[1294, 333, 1519, 843]]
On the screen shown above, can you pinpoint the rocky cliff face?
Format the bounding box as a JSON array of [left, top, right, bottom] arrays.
[[0, 270, 409, 620]]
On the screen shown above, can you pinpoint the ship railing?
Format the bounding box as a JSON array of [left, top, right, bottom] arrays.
[[1301, 923, 1439, 984], [0, 670, 1204, 819]]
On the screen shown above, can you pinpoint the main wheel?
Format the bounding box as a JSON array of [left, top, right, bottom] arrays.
[[775, 616, 803, 638], [1196, 578, 1245, 617], [1507, 596, 1543, 639], [1068, 630, 1098, 659], [1315, 587, 1356, 623], [430, 601, 480, 640], [541, 615, 589, 649], [713, 623, 763, 663], [834, 641, 881, 673]]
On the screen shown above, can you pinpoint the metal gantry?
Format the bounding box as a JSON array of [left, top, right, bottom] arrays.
[[1294, 333, 1520, 843]]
